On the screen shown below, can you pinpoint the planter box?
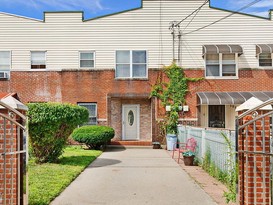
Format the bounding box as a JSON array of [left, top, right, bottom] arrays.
[[183, 156, 194, 166]]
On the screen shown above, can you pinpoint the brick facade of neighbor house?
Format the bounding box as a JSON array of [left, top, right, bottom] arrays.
[[0, 69, 273, 142]]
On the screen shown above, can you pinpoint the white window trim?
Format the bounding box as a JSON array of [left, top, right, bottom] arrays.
[[30, 51, 47, 69], [0, 50, 11, 71], [115, 50, 148, 79], [79, 51, 95, 69], [78, 102, 97, 125], [258, 53, 273, 69], [205, 53, 238, 79]]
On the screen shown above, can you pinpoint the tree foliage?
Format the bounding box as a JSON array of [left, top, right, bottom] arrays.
[[71, 125, 115, 149], [27, 102, 89, 163]]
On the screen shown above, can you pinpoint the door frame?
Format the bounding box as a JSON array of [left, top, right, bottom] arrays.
[[122, 104, 140, 140]]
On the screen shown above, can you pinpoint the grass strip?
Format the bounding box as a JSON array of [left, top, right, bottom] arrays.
[[28, 146, 102, 205]]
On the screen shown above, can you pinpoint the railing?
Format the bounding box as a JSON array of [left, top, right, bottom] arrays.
[[177, 125, 236, 172]]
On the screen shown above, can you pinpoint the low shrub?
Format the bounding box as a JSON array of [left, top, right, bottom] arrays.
[[71, 125, 115, 149], [28, 102, 89, 163]]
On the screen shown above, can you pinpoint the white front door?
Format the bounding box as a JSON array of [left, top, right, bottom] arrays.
[[122, 105, 140, 140]]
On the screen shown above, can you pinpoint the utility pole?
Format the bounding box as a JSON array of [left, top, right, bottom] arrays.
[[177, 29, 182, 66], [169, 21, 181, 64], [169, 21, 176, 61]]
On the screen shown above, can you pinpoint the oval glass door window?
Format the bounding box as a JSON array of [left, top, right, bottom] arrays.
[[128, 110, 134, 126]]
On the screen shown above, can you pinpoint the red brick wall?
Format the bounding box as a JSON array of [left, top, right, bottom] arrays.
[[0, 111, 19, 205], [0, 69, 273, 141], [238, 111, 271, 205], [1, 69, 273, 120]]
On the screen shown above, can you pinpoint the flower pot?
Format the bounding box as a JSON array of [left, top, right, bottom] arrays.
[[183, 155, 194, 166]]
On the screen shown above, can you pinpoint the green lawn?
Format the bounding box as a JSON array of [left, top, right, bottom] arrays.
[[28, 146, 102, 205]]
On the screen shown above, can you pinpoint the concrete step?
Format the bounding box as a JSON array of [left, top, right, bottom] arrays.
[[106, 145, 153, 149]]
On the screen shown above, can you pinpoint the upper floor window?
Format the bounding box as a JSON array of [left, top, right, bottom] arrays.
[[31, 51, 46, 69], [0, 51, 11, 71], [256, 44, 273, 67], [116, 50, 147, 78], [259, 53, 272, 67], [206, 53, 237, 78], [78, 103, 97, 125], [203, 45, 242, 79], [80, 51, 95, 68]]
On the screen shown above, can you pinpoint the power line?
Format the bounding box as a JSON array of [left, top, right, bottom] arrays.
[[184, 0, 263, 35], [175, 0, 209, 27], [182, 4, 202, 32]]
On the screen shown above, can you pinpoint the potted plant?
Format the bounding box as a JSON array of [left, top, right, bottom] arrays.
[[182, 150, 195, 166]]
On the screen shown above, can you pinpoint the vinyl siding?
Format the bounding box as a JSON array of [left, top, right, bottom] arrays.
[[0, 0, 272, 71]]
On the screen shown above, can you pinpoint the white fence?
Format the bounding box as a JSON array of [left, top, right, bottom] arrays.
[[177, 125, 236, 172]]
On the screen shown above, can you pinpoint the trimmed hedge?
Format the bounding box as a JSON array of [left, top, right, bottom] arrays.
[[28, 102, 89, 163], [71, 125, 115, 149]]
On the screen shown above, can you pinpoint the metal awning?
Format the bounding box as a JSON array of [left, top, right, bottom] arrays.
[[256, 44, 273, 55], [202, 45, 243, 56], [197, 91, 273, 105]]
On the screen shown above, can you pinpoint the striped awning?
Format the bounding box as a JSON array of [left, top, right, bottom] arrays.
[[256, 44, 273, 55], [202, 45, 243, 56], [197, 92, 273, 105]]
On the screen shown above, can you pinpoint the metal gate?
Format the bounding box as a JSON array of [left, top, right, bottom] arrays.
[[0, 101, 28, 205], [236, 98, 273, 205]]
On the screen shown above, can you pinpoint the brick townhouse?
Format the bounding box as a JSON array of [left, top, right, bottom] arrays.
[[0, 0, 273, 143]]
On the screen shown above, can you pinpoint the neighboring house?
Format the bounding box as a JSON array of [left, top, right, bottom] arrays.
[[0, 0, 273, 142]]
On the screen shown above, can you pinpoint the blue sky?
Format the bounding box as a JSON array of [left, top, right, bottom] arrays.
[[0, 0, 272, 20]]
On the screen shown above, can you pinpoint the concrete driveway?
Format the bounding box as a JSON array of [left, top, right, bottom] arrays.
[[51, 147, 217, 205]]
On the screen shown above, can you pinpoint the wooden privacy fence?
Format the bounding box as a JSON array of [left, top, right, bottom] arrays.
[[177, 125, 236, 172]]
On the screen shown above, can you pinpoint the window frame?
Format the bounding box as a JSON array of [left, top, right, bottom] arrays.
[[77, 102, 97, 125], [115, 50, 148, 79], [79, 51, 95, 68], [205, 53, 238, 79], [0, 50, 11, 71], [31, 51, 46, 69], [258, 53, 273, 68]]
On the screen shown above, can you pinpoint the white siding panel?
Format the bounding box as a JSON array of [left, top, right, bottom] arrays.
[[0, 0, 273, 70]]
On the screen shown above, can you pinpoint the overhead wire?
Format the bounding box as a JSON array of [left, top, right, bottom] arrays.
[[175, 0, 209, 27], [182, 3, 202, 32], [183, 0, 263, 35]]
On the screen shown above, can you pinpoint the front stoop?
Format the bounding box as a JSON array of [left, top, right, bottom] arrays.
[[110, 141, 152, 146]]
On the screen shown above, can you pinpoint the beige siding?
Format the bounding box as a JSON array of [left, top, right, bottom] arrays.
[[0, 0, 272, 70]]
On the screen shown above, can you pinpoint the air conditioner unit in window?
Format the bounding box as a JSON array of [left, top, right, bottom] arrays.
[[0, 71, 8, 79]]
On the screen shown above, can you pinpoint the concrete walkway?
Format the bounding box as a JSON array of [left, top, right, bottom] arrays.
[[51, 148, 217, 205]]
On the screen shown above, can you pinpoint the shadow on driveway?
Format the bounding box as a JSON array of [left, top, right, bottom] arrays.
[[88, 158, 122, 168]]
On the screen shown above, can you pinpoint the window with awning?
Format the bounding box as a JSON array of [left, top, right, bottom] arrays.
[[203, 45, 243, 78], [256, 44, 273, 67]]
